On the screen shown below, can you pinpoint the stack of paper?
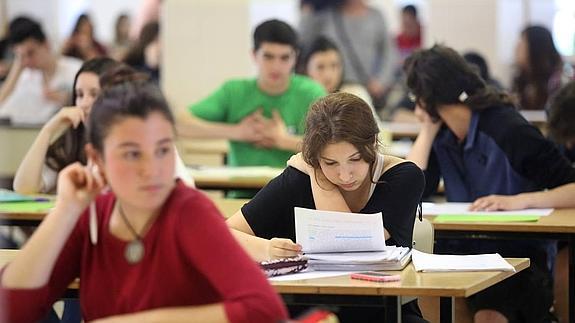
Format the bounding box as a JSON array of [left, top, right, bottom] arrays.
[[411, 249, 515, 272], [307, 246, 412, 271], [295, 207, 411, 271]]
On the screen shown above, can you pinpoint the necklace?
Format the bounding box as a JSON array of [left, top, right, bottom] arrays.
[[117, 203, 145, 264]]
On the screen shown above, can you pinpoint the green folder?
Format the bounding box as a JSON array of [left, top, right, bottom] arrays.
[[434, 214, 540, 223], [0, 201, 54, 213]]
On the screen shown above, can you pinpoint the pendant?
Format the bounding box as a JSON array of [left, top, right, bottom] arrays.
[[125, 239, 145, 264]]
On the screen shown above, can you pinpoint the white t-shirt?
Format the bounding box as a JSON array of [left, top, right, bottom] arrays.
[[0, 56, 82, 125]]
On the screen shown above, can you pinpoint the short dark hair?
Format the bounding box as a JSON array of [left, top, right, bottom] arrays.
[[298, 36, 341, 74], [402, 5, 417, 16], [548, 81, 575, 144], [404, 44, 512, 121], [8, 16, 46, 45], [88, 76, 174, 153], [463, 51, 490, 82], [253, 19, 298, 51]]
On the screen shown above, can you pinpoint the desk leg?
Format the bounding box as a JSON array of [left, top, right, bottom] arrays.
[[569, 235, 574, 323], [384, 296, 401, 323], [440, 297, 454, 323]]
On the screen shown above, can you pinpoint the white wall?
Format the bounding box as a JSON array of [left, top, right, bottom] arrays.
[[4, 0, 143, 47]]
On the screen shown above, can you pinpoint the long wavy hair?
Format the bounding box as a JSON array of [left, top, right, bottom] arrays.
[[45, 58, 120, 173], [404, 44, 512, 122], [512, 25, 562, 110]]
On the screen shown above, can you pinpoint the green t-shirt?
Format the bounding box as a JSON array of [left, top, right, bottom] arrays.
[[189, 75, 325, 168]]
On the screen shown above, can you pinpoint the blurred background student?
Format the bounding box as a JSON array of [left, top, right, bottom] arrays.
[[0, 16, 81, 125], [62, 13, 107, 61], [298, 36, 380, 124], [299, 0, 398, 111], [109, 13, 132, 61], [395, 4, 422, 62], [123, 21, 160, 83], [512, 25, 573, 111]]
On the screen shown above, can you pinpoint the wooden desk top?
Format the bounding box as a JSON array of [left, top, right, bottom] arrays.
[[427, 208, 575, 234], [212, 198, 248, 218], [0, 249, 527, 299], [190, 166, 283, 190], [272, 258, 529, 298], [381, 122, 420, 139]]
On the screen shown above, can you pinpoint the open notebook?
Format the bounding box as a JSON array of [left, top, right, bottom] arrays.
[[294, 207, 411, 271]]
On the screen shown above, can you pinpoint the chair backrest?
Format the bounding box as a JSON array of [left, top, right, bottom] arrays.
[[401, 218, 436, 305], [412, 218, 434, 253]]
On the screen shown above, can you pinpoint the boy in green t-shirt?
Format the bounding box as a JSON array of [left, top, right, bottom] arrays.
[[179, 19, 325, 169]]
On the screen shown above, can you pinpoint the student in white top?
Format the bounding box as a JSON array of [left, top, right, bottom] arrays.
[[0, 16, 82, 125], [14, 60, 193, 195]]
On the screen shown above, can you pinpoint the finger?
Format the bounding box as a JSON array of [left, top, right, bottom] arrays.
[[469, 200, 482, 211], [271, 248, 300, 259], [272, 239, 302, 251], [91, 167, 106, 190], [79, 109, 87, 125], [82, 166, 95, 191]]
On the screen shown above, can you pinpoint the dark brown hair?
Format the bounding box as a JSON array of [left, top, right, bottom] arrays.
[[302, 92, 380, 181], [124, 21, 159, 67], [548, 81, 575, 144], [512, 25, 563, 110], [45, 57, 121, 173], [87, 74, 173, 153]]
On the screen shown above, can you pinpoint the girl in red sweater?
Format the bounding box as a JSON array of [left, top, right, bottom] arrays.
[[1, 74, 287, 323]]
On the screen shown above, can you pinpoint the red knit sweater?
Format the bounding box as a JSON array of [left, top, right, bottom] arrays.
[[1, 181, 287, 322]]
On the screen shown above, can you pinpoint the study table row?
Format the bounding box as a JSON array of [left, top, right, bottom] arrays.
[[1, 198, 574, 322], [0, 248, 528, 323]]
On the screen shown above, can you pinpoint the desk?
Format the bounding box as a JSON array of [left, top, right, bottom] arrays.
[[273, 259, 528, 323], [0, 248, 527, 323], [212, 198, 248, 218], [426, 208, 575, 323], [0, 125, 41, 180], [381, 122, 421, 140], [189, 166, 283, 190], [176, 139, 228, 166], [0, 197, 247, 226]]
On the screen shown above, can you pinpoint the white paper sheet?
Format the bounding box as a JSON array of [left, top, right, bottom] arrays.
[[422, 202, 553, 216], [411, 250, 515, 272], [187, 166, 282, 178], [295, 207, 386, 253], [268, 269, 356, 281]]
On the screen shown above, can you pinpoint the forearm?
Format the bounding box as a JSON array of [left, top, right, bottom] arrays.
[[277, 134, 302, 152], [103, 304, 228, 323], [177, 116, 241, 141], [407, 129, 436, 170], [0, 64, 23, 103], [13, 126, 61, 194], [310, 174, 350, 212], [230, 229, 271, 262], [519, 183, 575, 209], [1, 205, 80, 288]]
